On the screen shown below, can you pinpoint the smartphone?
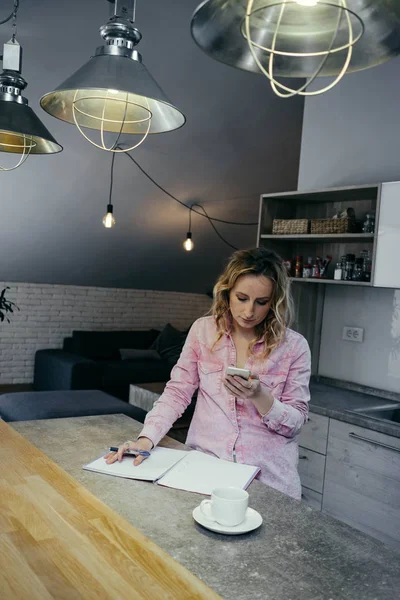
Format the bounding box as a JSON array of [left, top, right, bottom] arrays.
[[226, 366, 251, 380]]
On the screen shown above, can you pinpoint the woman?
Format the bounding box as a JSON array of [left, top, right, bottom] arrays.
[[106, 248, 311, 499]]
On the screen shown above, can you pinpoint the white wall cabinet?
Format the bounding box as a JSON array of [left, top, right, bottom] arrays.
[[373, 181, 400, 288]]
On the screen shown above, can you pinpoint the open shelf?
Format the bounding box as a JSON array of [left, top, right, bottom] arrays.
[[290, 278, 372, 286], [260, 233, 374, 242]]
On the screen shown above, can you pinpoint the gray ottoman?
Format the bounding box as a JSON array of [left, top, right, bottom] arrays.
[[0, 390, 147, 423]]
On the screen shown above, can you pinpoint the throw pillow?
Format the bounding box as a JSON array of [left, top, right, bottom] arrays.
[[151, 323, 187, 365], [119, 348, 161, 361]]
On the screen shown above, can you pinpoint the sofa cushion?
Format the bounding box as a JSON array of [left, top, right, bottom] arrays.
[[68, 330, 160, 360], [151, 324, 187, 365], [119, 348, 161, 361], [0, 390, 147, 423], [100, 359, 172, 387]]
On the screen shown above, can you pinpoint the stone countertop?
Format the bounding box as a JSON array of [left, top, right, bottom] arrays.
[[309, 381, 400, 438], [12, 414, 400, 600]]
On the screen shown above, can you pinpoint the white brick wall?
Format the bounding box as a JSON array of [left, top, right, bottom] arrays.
[[0, 282, 211, 384]]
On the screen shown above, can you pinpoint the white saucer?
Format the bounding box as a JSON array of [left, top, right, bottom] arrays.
[[192, 505, 263, 535]]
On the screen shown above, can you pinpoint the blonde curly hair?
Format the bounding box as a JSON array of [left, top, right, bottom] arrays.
[[210, 248, 293, 359]]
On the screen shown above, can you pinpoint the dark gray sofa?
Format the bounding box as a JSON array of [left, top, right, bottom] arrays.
[[34, 325, 187, 401]]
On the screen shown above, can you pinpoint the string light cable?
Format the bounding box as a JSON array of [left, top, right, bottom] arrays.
[[119, 148, 262, 250]]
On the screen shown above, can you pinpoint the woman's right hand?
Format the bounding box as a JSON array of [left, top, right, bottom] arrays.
[[104, 436, 153, 466]]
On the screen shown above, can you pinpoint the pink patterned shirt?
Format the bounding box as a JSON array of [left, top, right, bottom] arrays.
[[140, 316, 311, 499]]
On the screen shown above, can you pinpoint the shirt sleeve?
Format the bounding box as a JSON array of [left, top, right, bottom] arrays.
[[139, 320, 201, 447], [261, 336, 311, 438]]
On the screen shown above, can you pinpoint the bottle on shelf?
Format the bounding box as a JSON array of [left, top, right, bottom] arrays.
[[360, 249, 372, 282], [343, 254, 356, 281], [334, 262, 343, 280], [362, 212, 375, 234], [352, 258, 364, 281], [295, 255, 303, 278]]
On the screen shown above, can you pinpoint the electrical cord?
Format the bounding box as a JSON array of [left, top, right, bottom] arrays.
[[189, 203, 238, 250], [110, 150, 239, 249], [120, 148, 258, 226]]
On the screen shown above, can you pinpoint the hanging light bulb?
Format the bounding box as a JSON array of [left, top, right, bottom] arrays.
[[190, 0, 400, 97], [40, 0, 185, 152], [0, 2, 61, 171], [183, 208, 194, 251], [183, 232, 194, 252], [103, 204, 116, 228]]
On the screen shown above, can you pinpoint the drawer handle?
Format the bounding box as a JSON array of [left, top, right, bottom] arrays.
[[349, 432, 400, 453], [299, 455, 308, 460]]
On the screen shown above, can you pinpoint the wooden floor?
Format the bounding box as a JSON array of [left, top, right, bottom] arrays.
[[0, 420, 221, 600]]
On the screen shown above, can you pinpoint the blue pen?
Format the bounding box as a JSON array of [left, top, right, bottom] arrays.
[[108, 447, 151, 457]]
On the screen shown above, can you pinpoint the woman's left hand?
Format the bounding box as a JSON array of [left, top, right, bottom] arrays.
[[223, 374, 274, 415], [223, 374, 261, 400]]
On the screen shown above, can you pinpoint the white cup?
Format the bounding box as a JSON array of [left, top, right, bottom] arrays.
[[200, 487, 249, 527]]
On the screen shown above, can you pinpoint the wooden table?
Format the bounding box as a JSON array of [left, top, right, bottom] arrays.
[[0, 419, 220, 599]]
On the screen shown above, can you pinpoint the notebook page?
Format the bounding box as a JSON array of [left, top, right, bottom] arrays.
[[83, 447, 188, 482], [157, 450, 260, 495]]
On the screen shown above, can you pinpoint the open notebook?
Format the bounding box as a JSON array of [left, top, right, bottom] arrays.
[[83, 447, 260, 495]]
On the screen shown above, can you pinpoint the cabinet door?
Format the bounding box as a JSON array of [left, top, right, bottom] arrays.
[[373, 181, 400, 288], [298, 447, 326, 493], [298, 413, 329, 455], [323, 419, 400, 550], [301, 486, 323, 511]]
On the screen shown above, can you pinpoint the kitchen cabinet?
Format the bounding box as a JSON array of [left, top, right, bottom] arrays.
[[322, 419, 400, 550], [257, 181, 400, 288], [298, 414, 329, 509]]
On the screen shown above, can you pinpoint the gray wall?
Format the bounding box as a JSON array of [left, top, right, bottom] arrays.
[[0, 0, 304, 294], [298, 58, 400, 393]]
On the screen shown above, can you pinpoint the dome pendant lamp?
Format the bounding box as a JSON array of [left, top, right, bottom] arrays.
[[0, 2, 62, 171], [40, 0, 186, 152], [190, 0, 400, 97]]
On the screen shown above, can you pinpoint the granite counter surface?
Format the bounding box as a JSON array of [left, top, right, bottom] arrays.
[[12, 414, 400, 600], [309, 381, 400, 438]]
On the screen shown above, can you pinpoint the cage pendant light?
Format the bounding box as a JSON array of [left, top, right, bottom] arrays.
[[40, 0, 186, 152], [0, 2, 62, 171], [191, 0, 400, 97]]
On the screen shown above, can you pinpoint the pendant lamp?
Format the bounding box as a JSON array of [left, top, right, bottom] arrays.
[[0, 2, 62, 171], [191, 0, 400, 97], [40, 0, 186, 152]]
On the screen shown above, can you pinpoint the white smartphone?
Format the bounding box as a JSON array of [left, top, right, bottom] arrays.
[[226, 366, 251, 380]]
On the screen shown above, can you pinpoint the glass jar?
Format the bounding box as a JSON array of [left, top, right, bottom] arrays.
[[360, 249, 372, 282], [303, 264, 312, 278], [334, 262, 343, 280], [343, 253, 355, 281], [352, 258, 363, 281], [362, 213, 375, 234]]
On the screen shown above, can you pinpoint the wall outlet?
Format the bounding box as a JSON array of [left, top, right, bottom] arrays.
[[342, 326, 364, 343]]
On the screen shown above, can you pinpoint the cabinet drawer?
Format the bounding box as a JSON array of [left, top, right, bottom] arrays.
[[298, 447, 326, 494], [323, 419, 400, 550], [301, 486, 322, 511], [298, 412, 329, 455]]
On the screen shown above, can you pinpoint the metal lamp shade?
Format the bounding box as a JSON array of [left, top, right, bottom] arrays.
[[191, 0, 400, 78], [40, 54, 186, 135], [0, 99, 62, 154]]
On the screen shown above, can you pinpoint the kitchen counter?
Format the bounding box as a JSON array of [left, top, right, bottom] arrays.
[[12, 414, 400, 600], [309, 380, 400, 438]]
